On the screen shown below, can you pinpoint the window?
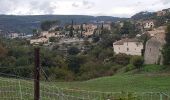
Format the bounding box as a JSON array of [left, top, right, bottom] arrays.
[[127, 48, 129, 51], [150, 48, 151, 52]]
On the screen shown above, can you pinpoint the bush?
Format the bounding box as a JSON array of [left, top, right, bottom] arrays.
[[130, 56, 144, 69], [114, 53, 130, 66], [125, 64, 135, 72], [143, 64, 165, 72], [68, 46, 80, 55], [0, 44, 7, 58], [49, 37, 56, 42], [48, 67, 74, 81]]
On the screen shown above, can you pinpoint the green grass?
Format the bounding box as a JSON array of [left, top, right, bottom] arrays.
[[50, 74, 170, 93], [0, 74, 170, 99], [142, 65, 166, 73]]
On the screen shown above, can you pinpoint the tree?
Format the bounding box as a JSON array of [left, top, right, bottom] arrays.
[[0, 44, 7, 58], [80, 24, 84, 38], [114, 53, 130, 66], [69, 20, 74, 37], [130, 56, 144, 69], [120, 21, 137, 38], [138, 33, 151, 56], [32, 29, 38, 37], [98, 48, 114, 61], [66, 55, 85, 73], [99, 33, 120, 48], [68, 46, 80, 55], [41, 20, 59, 31], [49, 37, 56, 42]]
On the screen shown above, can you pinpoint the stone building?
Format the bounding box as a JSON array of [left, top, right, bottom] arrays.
[[157, 11, 166, 16], [113, 38, 143, 56], [143, 20, 155, 29]]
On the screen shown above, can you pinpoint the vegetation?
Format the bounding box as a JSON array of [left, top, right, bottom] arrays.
[[69, 20, 74, 37], [41, 20, 59, 31], [130, 56, 144, 69], [0, 33, 168, 82], [0, 15, 124, 34], [51, 74, 170, 93], [131, 11, 156, 20]]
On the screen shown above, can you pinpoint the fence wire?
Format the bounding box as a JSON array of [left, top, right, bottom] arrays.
[[0, 77, 169, 100]]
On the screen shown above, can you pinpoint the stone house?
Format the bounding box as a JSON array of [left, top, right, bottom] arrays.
[[157, 11, 166, 16], [30, 36, 48, 44], [146, 26, 166, 37], [103, 24, 111, 30], [113, 38, 143, 56], [143, 20, 155, 29], [83, 24, 97, 36], [8, 33, 19, 39]]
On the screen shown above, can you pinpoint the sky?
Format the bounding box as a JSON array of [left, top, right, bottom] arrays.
[[0, 0, 170, 17]]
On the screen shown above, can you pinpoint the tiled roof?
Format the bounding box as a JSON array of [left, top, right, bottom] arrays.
[[113, 38, 141, 45]]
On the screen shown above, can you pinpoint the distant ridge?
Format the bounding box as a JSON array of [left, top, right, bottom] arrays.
[[0, 15, 127, 34]]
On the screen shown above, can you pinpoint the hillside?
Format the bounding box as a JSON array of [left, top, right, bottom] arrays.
[[52, 74, 170, 93], [0, 74, 170, 99], [0, 15, 126, 34]]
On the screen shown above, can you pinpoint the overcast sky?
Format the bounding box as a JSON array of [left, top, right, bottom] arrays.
[[0, 0, 170, 17]]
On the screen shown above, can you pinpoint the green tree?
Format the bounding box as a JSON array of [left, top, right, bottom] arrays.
[[69, 20, 74, 37], [66, 55, 85, 73], [68, 46, 80, 55], [138, 33, 151, 56], [130, 56, 144, 69], [32, 29, 39, 37], [49, 37, 56, 42], [80, 24, 84, 38], [100, 33, 120, 48], [114, 53, 130, 66], [0, 44, 7, 58], [41, 20, 59, 31], [120, 21, 137, 38]]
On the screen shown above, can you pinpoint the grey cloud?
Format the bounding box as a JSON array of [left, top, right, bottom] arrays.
[[0, 0, 16, 14], [162, 0, 170, 4], [29, 1, 57, 14], [72, 3, 79, 7], [82, 0, 94, 9]]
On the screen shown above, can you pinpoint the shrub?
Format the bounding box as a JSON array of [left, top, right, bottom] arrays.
[[49, 37, 56, 42], [68, 46, 80, 55], [130, 56, 144, 69], [114, 53, 130, 66], [125, 64, 135, 72], [0, 44, 7, 58], [143, 64, 165, 72], [48, 67, 74, 81]]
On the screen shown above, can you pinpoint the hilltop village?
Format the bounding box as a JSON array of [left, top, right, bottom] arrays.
[[0, 8, 170, 81], [25, 8, 170, 65]]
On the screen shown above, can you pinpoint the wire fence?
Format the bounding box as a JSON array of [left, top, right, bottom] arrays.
[[0, 76, 169, 100]]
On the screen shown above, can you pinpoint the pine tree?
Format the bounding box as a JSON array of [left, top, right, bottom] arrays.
[[80, 24, 83, 38], [69, 20, 74, 37]]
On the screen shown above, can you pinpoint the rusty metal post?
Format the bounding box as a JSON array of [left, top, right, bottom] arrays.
[[34, 48, 40, 100]]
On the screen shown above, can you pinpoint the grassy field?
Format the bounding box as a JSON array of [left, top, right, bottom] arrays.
[[0, 74, 170, 99], [50, 74, 170, 93]]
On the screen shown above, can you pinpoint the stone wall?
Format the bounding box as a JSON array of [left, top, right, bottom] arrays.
[[144, 37, 165, 65]]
